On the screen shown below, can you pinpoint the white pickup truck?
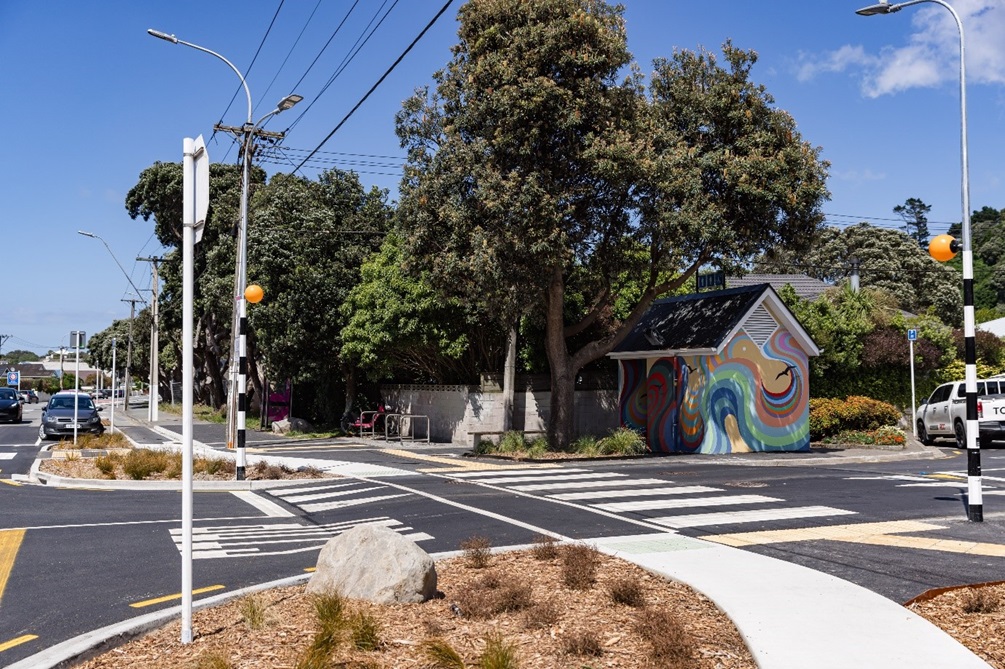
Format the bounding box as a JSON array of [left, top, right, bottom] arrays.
[[915, 379, 1005, 447]]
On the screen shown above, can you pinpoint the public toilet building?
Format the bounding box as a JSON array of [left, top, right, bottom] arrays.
[[609, 284, 820, 454]]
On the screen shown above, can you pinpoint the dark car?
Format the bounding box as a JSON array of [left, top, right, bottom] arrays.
[[18, 389, 38, 404], [0, 388, 23, 423], [39, 391, 104, 440]]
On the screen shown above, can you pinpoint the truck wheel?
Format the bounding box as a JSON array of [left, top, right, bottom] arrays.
[[917, 421, 935, 446], [954, 420, 967, 449]]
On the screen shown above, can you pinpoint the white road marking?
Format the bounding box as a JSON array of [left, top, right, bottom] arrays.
[[281, 486, 383, 504], [511, 478, 669, 492], [0, 454, 16, 460], [461, 472, 626, 485], [448, 468, 586, 478], [230, 491, 294, 517], [653, 506, 856, 529], [301, 493, 410, 513], [549, 485, 723, 501], [269, 482, 359, 497], [593, 494, 781, 513]]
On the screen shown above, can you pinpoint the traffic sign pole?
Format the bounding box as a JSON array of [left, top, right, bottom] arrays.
[[908, 329, 917, 437]]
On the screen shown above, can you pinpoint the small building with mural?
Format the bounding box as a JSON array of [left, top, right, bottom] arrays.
[[609, 284, 819, 454]]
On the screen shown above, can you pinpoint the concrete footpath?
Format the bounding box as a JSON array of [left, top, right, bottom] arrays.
[[14, 411, 991, 669]]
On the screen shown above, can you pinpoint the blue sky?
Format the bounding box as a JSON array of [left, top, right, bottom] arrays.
[[1, 0, 1003, 356]]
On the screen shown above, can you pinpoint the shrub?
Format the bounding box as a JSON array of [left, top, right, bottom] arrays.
[[199, 457, 236, 476], [595, 427, 647, 455], [608, 577, 646, 607], [250, 460, 293, 479], [635, 608, 693, 664], [193, 650, 233, 669], [530, 534, 559, 560], [809, 396, 902, 440], [524, 600, 560, 629], [122, 449, 171, 480], [561, 544, 600, 590], [561, 631, 603, 656], [460, 536, 492, 569]]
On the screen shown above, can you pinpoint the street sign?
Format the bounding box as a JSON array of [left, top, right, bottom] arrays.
[[908, 329, 917, 341], [193, 134, 209, 244], [6, 371, 18, 386]]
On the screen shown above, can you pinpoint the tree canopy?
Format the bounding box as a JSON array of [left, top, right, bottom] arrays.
[[395, 0, 829, 448]]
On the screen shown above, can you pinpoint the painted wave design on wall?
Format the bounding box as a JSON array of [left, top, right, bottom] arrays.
[[618, 359, 647, 434], [646, 358, 678, 454], [678, 361, 705, 452]]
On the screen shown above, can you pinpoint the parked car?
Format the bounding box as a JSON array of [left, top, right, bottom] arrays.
[[0, 387, 23, 423], [39, 391, 104, 440], [915, 379, 1005, 448], [18, 389, 38, 404]]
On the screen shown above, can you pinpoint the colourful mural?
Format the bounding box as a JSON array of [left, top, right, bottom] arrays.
[[618, 359, 647, 435], [621, 329, 810, 454]]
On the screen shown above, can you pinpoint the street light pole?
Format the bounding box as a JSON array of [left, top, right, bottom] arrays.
[[857, 0, 981, 522], [147, 28, 301, 480]]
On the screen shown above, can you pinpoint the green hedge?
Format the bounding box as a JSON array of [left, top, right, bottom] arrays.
[[809, 396, 902, 440]]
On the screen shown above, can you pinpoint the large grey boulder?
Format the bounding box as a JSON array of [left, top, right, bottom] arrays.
[[306, 524, 437, 604], [271, 417, 314, 434]]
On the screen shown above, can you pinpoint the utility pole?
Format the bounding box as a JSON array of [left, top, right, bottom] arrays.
[[121, 297, 141, 415], [0, 334, 10, 362], [138, 256, 163, 421], [215, 122, 287, 479]]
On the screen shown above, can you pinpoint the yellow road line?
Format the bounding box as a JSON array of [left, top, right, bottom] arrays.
[[0, 480, 20, 487], [130, 585, 226, 608], [0, 529, 26, 605], [704, 520, 945, 547], [304, 567, 316, 572], [0, 634, 38, 653]]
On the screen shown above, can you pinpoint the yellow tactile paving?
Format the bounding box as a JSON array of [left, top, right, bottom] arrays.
[[840, 534, 1005, 557], [704, 520, 944, 547], [380, 449, 560, 472], [0, 529, 26, 605]]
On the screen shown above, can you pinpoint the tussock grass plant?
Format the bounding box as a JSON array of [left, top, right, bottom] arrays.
[[961, 588, 1001, 614], [423, 638, 466, 669], [350, 610, 382, 651], [296, 591, 349, 667], [531, 534, 559, 560], [460, 536, 492, 569], [192, 650, 234, 669], [608, 577, 646, 607], [122, 449, 171, 480], [635, 608, 693, 665], [239, 594, 268, 630], [561, 631, 603, 657], [595, 427, 647, 455], [251, 460, 295, 480], [64, 450, 79, 462], [561, 544, 600, 590], [478, 633, 519, 669], [94, 453, 119, 478]]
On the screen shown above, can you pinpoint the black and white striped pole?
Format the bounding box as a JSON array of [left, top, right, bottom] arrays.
[[857, 0, 980, 522]]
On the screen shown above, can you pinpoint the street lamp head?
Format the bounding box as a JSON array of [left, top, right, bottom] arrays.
[[277, 94, 303, 112], [856, 2, 901, 16], [147, 29, 179, 44], [77, 230, 97, 239]]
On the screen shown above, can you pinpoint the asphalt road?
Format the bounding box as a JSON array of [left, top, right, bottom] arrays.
[[2, 417, 1004, 666]]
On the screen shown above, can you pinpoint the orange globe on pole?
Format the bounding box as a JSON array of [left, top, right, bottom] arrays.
[[928, 234, 959, 262], [245, 284, 264, 304]]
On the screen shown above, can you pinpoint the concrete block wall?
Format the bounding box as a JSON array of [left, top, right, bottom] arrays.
[[381, 384, 619, 445]]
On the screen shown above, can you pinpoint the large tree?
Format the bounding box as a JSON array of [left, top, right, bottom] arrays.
[[755, 222, 963, 325], [246, 169, 391, 425], [893, 197, 931, 248], [395, 0, 829, 449]]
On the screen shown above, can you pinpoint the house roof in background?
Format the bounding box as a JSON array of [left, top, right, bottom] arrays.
[[728, 273, 830, 301], [979, 317, 1005, 338], [611, 284, 819, 358]]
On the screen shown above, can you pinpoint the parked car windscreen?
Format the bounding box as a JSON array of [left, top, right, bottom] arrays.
[[0, 388, 17, 401], [48, 395, 95, 410]]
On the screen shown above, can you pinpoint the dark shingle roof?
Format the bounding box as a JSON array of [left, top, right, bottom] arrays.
[[728, 273, 829, 301], [614, 284, 770, 354]]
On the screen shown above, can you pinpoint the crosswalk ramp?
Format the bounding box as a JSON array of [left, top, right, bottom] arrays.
[[445, 468, 856, 530], [170, 517, 433, 559]]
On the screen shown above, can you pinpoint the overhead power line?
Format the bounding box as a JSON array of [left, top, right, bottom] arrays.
[[293, 0, 455, 172]]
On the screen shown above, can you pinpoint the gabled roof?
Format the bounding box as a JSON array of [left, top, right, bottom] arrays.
[[610, 284, 820, 359], [728, 273, 830, 301]]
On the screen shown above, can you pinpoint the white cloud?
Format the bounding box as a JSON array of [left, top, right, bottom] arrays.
[[831, 168, 887, 183], [801, 0, 1005, 97]]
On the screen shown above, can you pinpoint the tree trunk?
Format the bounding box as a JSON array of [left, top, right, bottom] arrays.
[[341, 361, 358, 432], [502, 325, 517, 432], [544, 268, 576, 450]]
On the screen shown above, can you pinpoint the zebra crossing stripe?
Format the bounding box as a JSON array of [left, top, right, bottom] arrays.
[[593, 494, 781, 513], [281, 486, 384, 505], [269, 482, 359, 497], [653, 506, 856, 529], [448, 468, 584, 478], [301, 493, 410, 513], [549, 485, 722, 501], [510, 478, 669, 492], [0, 454, 16, 460], [230, 491, 294, 517], [458, 472, 626, 485]]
